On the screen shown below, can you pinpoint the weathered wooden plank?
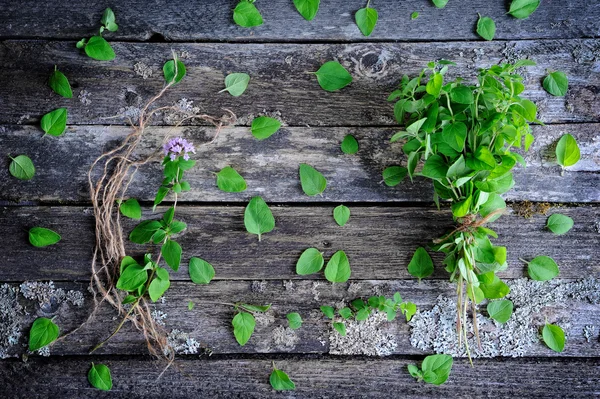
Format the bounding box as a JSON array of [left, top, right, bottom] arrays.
[[1, 0, 599, 42], [3, 279, 600, 358], [0, 205, 598, 282], [2, 356, 599, 398], [1, 124, 598, 204], [1, 355, 599, 398], [1, 40, 599, 127]]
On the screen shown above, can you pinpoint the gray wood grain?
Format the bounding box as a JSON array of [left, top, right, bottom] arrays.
[[0, 205, 598, 282], [1, 0, 598, 42], [1, 40, 599, 127], [1, 355, 599, 398], [1, 124, 598, 204], [3, 279, 599, 358]]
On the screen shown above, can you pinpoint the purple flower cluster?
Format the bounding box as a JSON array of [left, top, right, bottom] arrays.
[[163, 137, 196, 161]]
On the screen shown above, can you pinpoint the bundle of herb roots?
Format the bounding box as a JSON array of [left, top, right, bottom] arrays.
[[81, 55, 235, 362], [388, 60, 539, 360]]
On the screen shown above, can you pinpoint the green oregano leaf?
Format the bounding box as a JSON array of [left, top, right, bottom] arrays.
[[340, 134, 359, 154], [546, 214, 574, 235], [116, 264, 148, 291], [48, 68, 72, 98], [555, 134, 580, 167], [333, 205, 350, 226], [333, 322, 347, 336], [232, 311, 255, 346], [543, 71, 568, 97], [216, 166, 247, 192], [29, 317, 59, 351], [542, 323, 565, 352], [382, 166, 408, 187], [299, 163, 327, 196], [314, 61, 353, 92], [244, 196, 275, 241], [119, 198, 142, 219], [88, 363, 113, 391], [408, 247, 434, 282], [161, 239, 182, 271], [8, 155, 35, 180], [355, 6, 378, 37], [122, 295, 137, 305], [148, 268, 170, 302], [251, 116, 281, 140], [40, 108, 67, 137], [29, 227, 61, 247], [487, 299, 513, 323], [163, 59, 186, 85], [84, 36, 115, 61], [338, 307, 352, 319], [411, 11, 419, 20], [320, 305, 335, 319], [219, 73, 250, 97], [286, 312, 303, 330], [101, 8, 118, 31], [421, 354, 453, 385], [400, 302, 417, 321], [525, 256, 559, 281], [432, 0, 448, 8], [476, 15, 496, 41], [240, 303, 271, 313], [293, 0, 320, 21], [189, 257, 215, 284], [296, 248, 324, 275], [324, 250, 351, 283], [508, 0, 540, 19], [270, 367, 296, 391], [129, 220, 162, 244], [233, 1, 264, 27]]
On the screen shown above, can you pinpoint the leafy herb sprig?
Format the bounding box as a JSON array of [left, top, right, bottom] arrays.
[[77, 8, 118, 61], [387, 60, 540, 360]]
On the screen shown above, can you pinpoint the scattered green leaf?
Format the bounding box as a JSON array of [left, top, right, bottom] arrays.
[[408, 247, 434, 282], [88, 363, 112, 391], [546, 214, 574, 235], [324, 250, 351, 283], [29, 227, 61, 247], [542, 323, 565, 352], [293, 0, 320, 21], [233, 1, 264, 28], [411, 11, 419, 20], [299, 163, 327, 196], [286, 312, 303, 330], [189, 257, 215, 284], [333, 205, 350, 226], [525, 256, 559, 281], [84, 36, 115, 61], [296, 247, 324, 275], [251, 116, 281, 140], [40, 108, 67, 137], [48, 68, 72, 98], [355, 5, 378, 37], [8, 155, 35, 180], [487, 299, 513, 323], [314, 61, 353, 92], [119, 198, 142, 219], [340, 134, 359, 154], [232, 311, 256, 346], [543, 71, 568, 97], [244, 196, 275, 241], [219, 73, 250, 97], [508, 0, 540, 19], [555, 134, 580, 167], [163, 59, 186, 85], [29, 317, 59, 351], [476, 15, 496, 41], [216, 166, 247, 192], [270, 367, 296, 391]]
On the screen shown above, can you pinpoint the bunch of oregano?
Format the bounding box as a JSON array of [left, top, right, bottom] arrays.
[[387, 60, 539, 359]]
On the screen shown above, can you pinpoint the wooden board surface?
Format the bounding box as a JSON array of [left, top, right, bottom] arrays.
[[1, 40, 599, 127], [1, 0, 599, 42], [1, 356, 599, 398], [2, 123, 599, 204], [1, 205, 598, 282]]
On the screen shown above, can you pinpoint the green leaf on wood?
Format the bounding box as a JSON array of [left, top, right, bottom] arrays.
[[244, 196, 275, 241], [408, 247, 434, 282], [119, 198, 142, 219], [251, 116, 281, 140], [543, 71, 568, 96], [314, 61, 353, 92], [233, 1, 264, 27], [163, 59, 186, 84], [299, 163, 327, 196], [232, 311, 255, 346], [333, 322, 347, 336], [333, 205, 350, 226], [324, 250, 351, 283], [320, 305, 335, 319], [542, 323, 565, 352], [340, 134, 359, 154], [161, 239, 182, 271], [216, 166, 247, 192], [286, 312, 303, 330], [355, 6, 378, 37], [432, 0, 448, 8], [293, 0, 320, 21], [270, 367, 296, 391], [29, 227, 61, 247], [382, 166, 408, 186], [508, 0, 540, 19], [189, 257, 215, 284], [40, 108, 67, 137], [116, 264, 148, 291], [476, 15, 496, 41], [84, 36, 115, 61], [546, 214, 574, 235], [296, 248, 324, 275], [148, 268, 170, 302], [526, 256, 559, 281], [29, 317, 59, 351], [487, 299, 513, 323], [48, 68, 72, 98], [219, 73, 250, 97], [555, 134, 580, 167], [88, 363, 113, 391], [8, 155, 35, 180], [421, 354, 453, 385]]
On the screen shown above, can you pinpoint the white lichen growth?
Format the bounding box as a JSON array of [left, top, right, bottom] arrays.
[[0, 284, 23, 359], [165, 329, 201, 355], [19, 281, 84, 307], [133, 62, 153, 79], [583, 325, 597, 343], [409, 278, 600, 358], [151, 309, 168, 327], [329, 311, 398, 356], [271, 326, 299, 350], [78, 89, 92, 105]]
